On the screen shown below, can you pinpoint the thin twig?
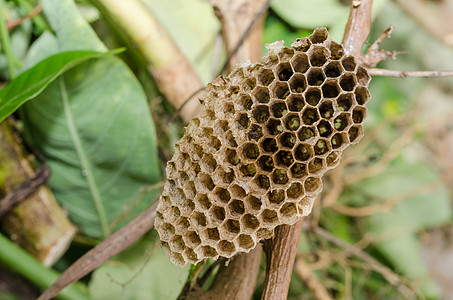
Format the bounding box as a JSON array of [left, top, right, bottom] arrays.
[[294, 258, 333, 300], [6, 2, 42, 30], [37, 202, 158, 300], [367, 68, 453, 78], [0, 164, 50, 217]]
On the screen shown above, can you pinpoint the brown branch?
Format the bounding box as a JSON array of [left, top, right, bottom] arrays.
[[342, 0, 373, 60], [0, 164, 50, 217], [180, 246, 262, 300], [37, 202, 158, 300], [261, 219, 304, 300], [294, 258, 333, 300], [367, 68, 453, 78], [6, 2, 42, 30]]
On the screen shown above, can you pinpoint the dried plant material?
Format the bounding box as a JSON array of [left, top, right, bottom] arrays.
[[155, 28, 370, 267]]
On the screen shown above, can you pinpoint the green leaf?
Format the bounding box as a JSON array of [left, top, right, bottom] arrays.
[[20, 0, 161, 239], [88, 237, 189, 300], [0, 49, 120, 122]]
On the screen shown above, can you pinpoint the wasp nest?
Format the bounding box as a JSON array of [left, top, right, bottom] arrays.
[[155, 28, 371, 267]]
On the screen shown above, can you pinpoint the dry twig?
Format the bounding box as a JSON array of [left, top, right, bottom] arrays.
[[294, 257, 333, 300], [367, 68, 453, 78]]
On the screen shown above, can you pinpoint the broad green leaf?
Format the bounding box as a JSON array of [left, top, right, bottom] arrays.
[[89, 238, 189, 300], [0, 49, 120, 122], [21, 0, 161, 239]]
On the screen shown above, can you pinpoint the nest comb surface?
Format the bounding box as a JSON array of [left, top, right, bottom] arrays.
[[155, 28, 371, 267]]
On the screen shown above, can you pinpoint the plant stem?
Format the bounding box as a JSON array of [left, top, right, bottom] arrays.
[[0, 233, 90, 300], [15, 0, 50, 32], [0, 0, 17, 78]]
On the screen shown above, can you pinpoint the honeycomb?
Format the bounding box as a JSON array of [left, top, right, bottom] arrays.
[[155, 28, 371, 267]]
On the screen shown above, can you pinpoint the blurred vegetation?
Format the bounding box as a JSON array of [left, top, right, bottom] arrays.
[[0, 0, 452, 299]]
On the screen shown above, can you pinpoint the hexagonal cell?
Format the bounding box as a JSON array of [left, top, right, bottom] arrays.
[[278, 47, 295, 62], [183, 231, 202, 248], [352, 106, 366, 124], [200, 153, 217, 174], [195, 194, 211, 211], [236, 112, 250, 129], [245, 195, 262, 212], [308, 157, 324, 174], [270, 101, 288, 118], [272, 169, 289, 185], [190, 211, 207, 228], [209, 136, 221, 151], [261, 209, 279, 225], [226, 148, 240, 166], [310, 46, 329, 67], [271, 81, 290, 99], [223, 219, 241, 238], [263, 54, 279, 68], [329, 41, 345, 60], [238, 93, 253, 110], [305, 88, 321, 106], [252, 105, 270, 124], [222, 101, 235, 116], [268, 189, 285, 206], [180, 198, 195, 216], [213, 187, 231, 205], [255, 174, 270, 190], [170, 252, 185, 267], [161, 241, 171, 255], [284, 114, 301, 131], [326, 151, 340, 168], [209, 205, 226, 223], [317, 120, 333, 138], [248, 124, 264, 141], [258, 68, 275, 86], [167, 206, 181, 223], [242, 143, 260, 160], [319, 101, 334, 119], [339, 73, 357, 92], [287, 94, 305, 112], [348, 125, 363, 143], [310, 28, 329, 43], [331, 132, 348, 150], [324, 61, 343, 77], [202, 227, 220, 242], [228, 85, 240, 95], [280, 202, 298, 223], [288, 73, 307, 93], [294, 143, 312, 161], [291, 37, 311, 52], [229, 184, 246, 198], [341, 56, 356, 71], [355, 86, 370, 105], [261, 138, 278, 153], [200, 245, 218, 258], [279, 132, 297, 149], [218, 240, 236, 257], [212, 168, 235, 187], [304, 176, 322, 194], [291, 53, 310, 73], [176, 152, 191, 171], [266, 118, 284, 135], [257, 155, 274, 172], [228, 200, 245, 218], [236, 234, 255, 250], [252, 86, 271, 103], [256, 228, 274, 240], [225, 130, 238, 148], [333, 113, 350, 131], [322, 81, 340, 98], [158, 223, 175, 242], [298, 126, 316, 142], [183, 248, 198, 263], [314, 139, 330, 156], [287, 182, 304, 199], [356, 66, 370, 86], [240, 163, 257, 177], [241, 214, 260, 232], [241, 77, 256, 93], [301, 107, 320, 125], [169, 235, 185, 252], [276, 150, 294, 167], [197, 172, 215, 192], [337, 93, 354, 112], [290, 162, 307, 178], [307, 68, 325, 86], [175, 217, 190, 234], [275, 62, 293, 81]]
